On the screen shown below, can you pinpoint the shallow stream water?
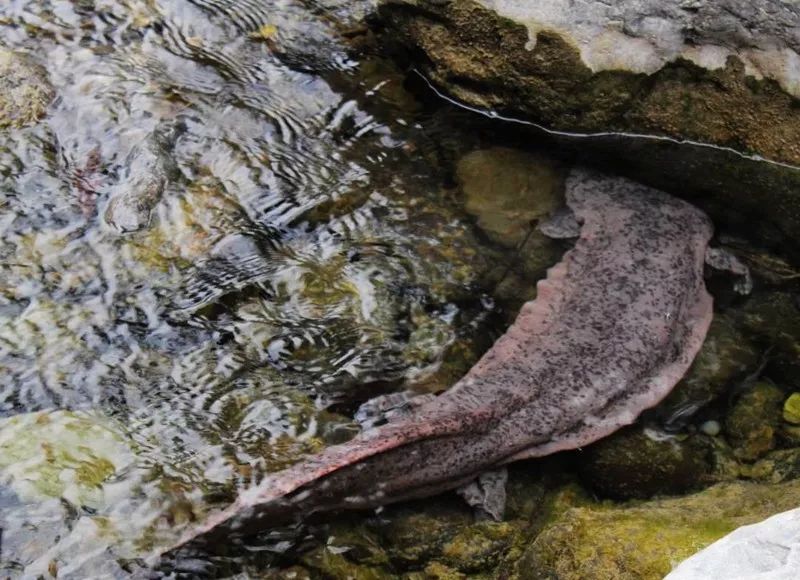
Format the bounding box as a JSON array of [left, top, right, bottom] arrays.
[[4, 1, 800, 578], [0, 0, 524, 575]]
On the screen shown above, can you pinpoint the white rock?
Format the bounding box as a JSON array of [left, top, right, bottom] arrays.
[[666, 508, 800, 580], [481, 0, 800, 98]]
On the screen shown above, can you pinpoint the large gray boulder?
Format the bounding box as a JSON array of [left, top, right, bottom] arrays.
[[377, 0, 800, 256]]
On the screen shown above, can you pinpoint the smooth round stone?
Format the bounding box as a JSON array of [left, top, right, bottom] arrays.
[[783, 393, 800, 425]]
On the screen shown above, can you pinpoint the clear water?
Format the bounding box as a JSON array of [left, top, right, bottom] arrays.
[[0, 1, 512, 575]]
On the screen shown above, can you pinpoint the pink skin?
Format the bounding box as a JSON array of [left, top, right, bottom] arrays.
[[72, 147, 103, 217], [158, 168, 714, 557]]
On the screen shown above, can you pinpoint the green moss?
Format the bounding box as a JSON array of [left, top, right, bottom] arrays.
[[380, 506, 472, 567], [439, 520, 521, 572], [517, 479, 800, 580], [725, 381, 785, 461], [748, 448, 800, 483], [302, 547, 395, 580], [420, 562, 466, 579]]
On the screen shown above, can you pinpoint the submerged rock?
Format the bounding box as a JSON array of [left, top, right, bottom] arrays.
[[784, 393, 800, 425], [455, 147, 565, 249], [455, 146, 567, 314], [724, 381, 785, 461], [299, 498, 525, 577], [0, 410, 135, 508], [748, 448, 800, 484], [377, 505, 473, 568], [0, 49, 53, 128], [519, 479, 800, 580], [103, 118, 186, 233], [578, 427, 711, 500], [738, 292, 800, 385]]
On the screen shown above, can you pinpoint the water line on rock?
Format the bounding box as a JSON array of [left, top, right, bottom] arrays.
[[413, 69, 800, 174]]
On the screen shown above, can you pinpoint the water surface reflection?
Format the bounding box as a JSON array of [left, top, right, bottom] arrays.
[[0, 0, 504, 574]]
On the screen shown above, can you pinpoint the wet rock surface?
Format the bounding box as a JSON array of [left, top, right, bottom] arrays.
[[578, 427, 712, 500], [0, 48, 53, 128], [378, 0, 800, 163], [376, 0, 800, 256], [519, 479, 800, 580], [725, 381, 785, 461], [455, 147, 564, 248]]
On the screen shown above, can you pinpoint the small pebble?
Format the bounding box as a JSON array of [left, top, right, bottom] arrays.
[[784, 393, 800, 425], [700, 420, 721, 436]]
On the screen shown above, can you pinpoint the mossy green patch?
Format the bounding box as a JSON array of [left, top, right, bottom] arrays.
[[784, 393, 800, 425], [455, 147, 565, 249], [439, 520, 521, 573], [0, 410, 134, 507], [517, 479, 800, 580], [725, 381, 785, 461]]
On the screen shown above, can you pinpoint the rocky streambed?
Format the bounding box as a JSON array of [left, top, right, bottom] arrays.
[[251, 148, 800, 580], [2, 0, 800, 578]]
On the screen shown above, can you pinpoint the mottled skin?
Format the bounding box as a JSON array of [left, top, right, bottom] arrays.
[[169, 170, 714, 550]]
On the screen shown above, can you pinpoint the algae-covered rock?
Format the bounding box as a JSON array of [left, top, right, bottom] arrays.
[[578, 427, 712, 500], [0, 410, 135, 508], [748, 448, 800, 483], [312, 502, 525, 577], [439, 520, 522, 573], [455, 147, 565, 249], [0, 49, 53, 128], [377, 1, 800, 257], [724, 381, 784, 461], [517, 479, 800, 580], [419, 562, 466, 580], [784, 393, 800, 425], [301, 546, 395, 580], [377, 503, 473, 568]]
